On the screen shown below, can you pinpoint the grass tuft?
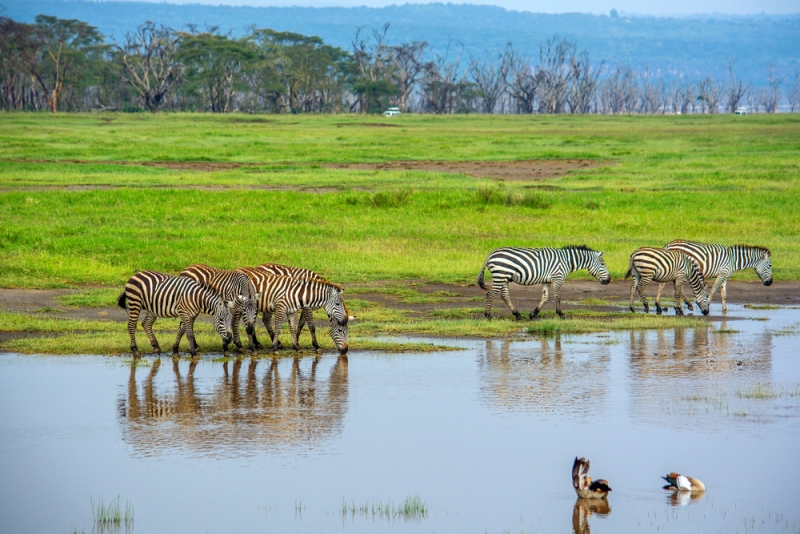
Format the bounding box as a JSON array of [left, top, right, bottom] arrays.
[[369, 188, 412, 207]]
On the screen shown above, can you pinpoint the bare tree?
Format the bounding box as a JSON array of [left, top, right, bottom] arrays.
[[639, 68, 662, 114], [468, 45, 510, 114], [697, 76, 722, 113], [788, 73, 800, 113], [600, 66, 638, 114], [390, 40, 427, 112], [419, 44, 472, 114], [759, 66, 782, 113], [535, 37, 573, 114], [116, 21, 184, 112], [505, 47, 537, 113], [724, 59, 750, 113], [567, 49, 602, 114], [350, 24, 396, 113]]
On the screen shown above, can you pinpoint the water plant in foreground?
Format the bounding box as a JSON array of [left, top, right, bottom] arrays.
[[341, 493, 428, 521], [91, 496, 133, 531]]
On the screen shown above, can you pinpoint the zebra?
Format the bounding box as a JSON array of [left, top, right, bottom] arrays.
[[625, 247, 710, 316], [655, 240, 773, 312], [477, 245, 611, 320], [116, 270, 235, 358], [180, 264, 261, 352], [237, 268, 349, 354], [254, 263, 322, 348]]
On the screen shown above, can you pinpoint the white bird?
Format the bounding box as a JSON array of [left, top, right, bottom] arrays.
[[572, 457, 612, 499]]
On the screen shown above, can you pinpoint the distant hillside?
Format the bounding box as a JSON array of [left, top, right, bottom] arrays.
[[6, 0, 799, 83]]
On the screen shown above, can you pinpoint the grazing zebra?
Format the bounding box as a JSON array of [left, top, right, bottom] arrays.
[[477, 245, 611, 320], [254, 263, 322, 348], [180, 264, 261, 352], [625, 247, 710, 316], [237, 268, 349, 354], [116, 270, 235, 358], [655, 240, 773, 312]]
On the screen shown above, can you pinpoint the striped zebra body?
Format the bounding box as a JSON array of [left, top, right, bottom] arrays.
[[180, 264, 261, 352], [477, 245, 611, 320], [625, 248, 710, 315], [254, 263, 322, 349], [116, 270, 234, 357], [656, 240, 773, 311], [238, 268, 349, 354]]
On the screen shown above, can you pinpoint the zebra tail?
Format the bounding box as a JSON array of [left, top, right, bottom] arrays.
[[624, 258, 633, 280], [477, 261, 488, 290], [117, 291, 127, 309]]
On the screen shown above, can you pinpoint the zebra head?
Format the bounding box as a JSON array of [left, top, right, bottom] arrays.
[[755, 250, 773, 286], [238, 280, 261, 336], [213, 300, 236, 345], [588, 251, 611, 285], [323, 286, 349, 354], [686, 258, 710, 315]]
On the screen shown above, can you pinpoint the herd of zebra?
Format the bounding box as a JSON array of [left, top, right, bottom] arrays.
[[116, 263, 350, 358], [115, 239, 772, 358], [478, 240, 773, 320]]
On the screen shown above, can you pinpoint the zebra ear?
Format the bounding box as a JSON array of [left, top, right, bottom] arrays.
[[598, 251, 604, 257]]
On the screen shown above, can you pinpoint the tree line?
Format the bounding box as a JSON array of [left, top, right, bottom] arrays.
[[2, 15, 798, 114]]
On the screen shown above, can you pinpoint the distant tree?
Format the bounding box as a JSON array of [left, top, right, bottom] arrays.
[[697, 76, 722, 113], [419, 44, 474, 114], [600, 66, 638, 114], [14, 15, 106, 113], [0, 16, 31, 110], [567, 49, 602, 114], [390, 40, 428, 112], [724, 59, 750, 113], [639, 68, 663, 114], [759, 66, 782, 113], [535, 37, 573, 114], [505, 47, 537, 114], [788, 73, 800, 113], [350, 25, 397, 113], [468, 46, 511, 114], [116, 22, 184, 112]]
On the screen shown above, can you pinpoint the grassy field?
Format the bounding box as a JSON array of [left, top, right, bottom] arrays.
[[0, 112, 797, 353]]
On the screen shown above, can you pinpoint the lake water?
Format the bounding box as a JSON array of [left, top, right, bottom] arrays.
[[1, 305, 799, 533]]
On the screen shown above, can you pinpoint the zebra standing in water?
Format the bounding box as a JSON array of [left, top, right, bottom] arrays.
[[237, 268, 349, 354], [477, 245, 611, 320], [655, 240, 772, 312], [255, 263, 322, 349], [117, 271, 235, 358], [180, 264, 261, 352], [626, 247, 710, 315]]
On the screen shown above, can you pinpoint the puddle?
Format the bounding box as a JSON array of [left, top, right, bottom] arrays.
[[1, 304, 799, 533]]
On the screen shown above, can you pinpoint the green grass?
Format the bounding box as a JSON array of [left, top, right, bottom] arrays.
[[57, 287, 121, 308], [341, 493, 428, 521], [0, 113, 798, 289], [90, 496, 133, 530]]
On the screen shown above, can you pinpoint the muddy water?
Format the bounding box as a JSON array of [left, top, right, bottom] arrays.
[[1, 306, 799, 534]]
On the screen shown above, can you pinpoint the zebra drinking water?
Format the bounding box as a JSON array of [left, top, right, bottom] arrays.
[[237, 268, 349, 354], [180, 264, 261, 352], [477, 245, 611, 320], [625, 247, 710, 315], [117, 270, 235, 358], [655, 240, 772, 312]]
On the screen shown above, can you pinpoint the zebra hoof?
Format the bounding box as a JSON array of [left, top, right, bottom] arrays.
[[132, 350, 141, 359], [485, 313, 492, 320], [292, 344, 301, 351], [312, 343, 321, 350], [254, 343, 263, 350], [656, 308, 662, 316], [529, 309, 540, 320], [556, 311, 565, 319], [629, 307, 635, 313], [512, 311, 522, 320], [172, 352, 180, 358], [152, 347, 161, 355], [687, 304, 694, 311], [675, 309, 684, 316]]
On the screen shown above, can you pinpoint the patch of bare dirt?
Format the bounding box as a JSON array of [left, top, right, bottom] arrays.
[[323, 159, 606, 181], [7, 158, 256, 172]]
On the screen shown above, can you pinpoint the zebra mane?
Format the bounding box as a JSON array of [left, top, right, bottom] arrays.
[[562, 244, 595, 252], [309, 277, 343, 291], [732, 244, 771, 255]]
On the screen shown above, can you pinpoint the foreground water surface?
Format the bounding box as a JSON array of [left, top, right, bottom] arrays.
[[1, 305, 799, 533]]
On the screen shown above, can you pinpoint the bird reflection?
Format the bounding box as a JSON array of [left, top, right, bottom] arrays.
[[665, 489, 705, 506], [572, 498, 611, 534], [119, 355, 349, 456]]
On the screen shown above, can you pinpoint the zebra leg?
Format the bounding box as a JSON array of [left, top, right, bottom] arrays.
[[301, 308, 320, 350], [172, 321, 186, 356], [141, 312, 161, 354], [531, 284, 550, 319], [184, 317, 200, 357], [553, 281, 565, 319], [231, 309, 244, 352], [263, 311, 283, 349], [673, 281, 685, 316], [655, 282, 666, 314], [271, 308, 287, 351], [251, 317, 263, 350], [127, 304, 141, 357], [721, 280, 728, 312], [500, 283, 522, 320], [484, 287, 497, 319], [635, 277, 651, 313], [288, 312, 301, 351]]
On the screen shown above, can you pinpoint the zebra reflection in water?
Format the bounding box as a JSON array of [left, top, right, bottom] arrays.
[[119, 356, 349, 456]]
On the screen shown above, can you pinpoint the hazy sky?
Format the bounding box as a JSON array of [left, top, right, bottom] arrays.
[[141, 0, 800, 14]]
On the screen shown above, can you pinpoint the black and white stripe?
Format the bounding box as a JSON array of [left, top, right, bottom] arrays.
[[657, 240, 773, 311], [255, 263, 322, 348], [180, 264, 261, 351], [237, 268, 349, 354], [477, 245, 611, 319], [116, 270, 234, 357], [625, 247, 710, 315]]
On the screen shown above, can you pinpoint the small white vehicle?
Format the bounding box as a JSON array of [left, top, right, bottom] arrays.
[[734, 108, 748, 115], [383, 107, 401, 117]]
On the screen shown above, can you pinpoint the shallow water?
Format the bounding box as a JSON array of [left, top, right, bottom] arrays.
[[1, 305, 799, 534]]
